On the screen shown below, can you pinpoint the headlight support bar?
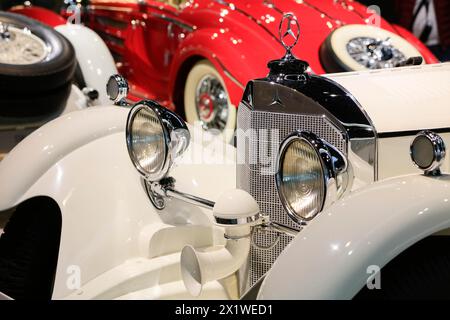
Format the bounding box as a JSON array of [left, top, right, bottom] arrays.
[[145, 178, 300, 239]]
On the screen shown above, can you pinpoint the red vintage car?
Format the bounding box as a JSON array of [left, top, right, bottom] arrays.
[[11, 0, 438, 140]]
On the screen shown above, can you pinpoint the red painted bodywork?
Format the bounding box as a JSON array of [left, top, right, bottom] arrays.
[[9, 5, 66, 27], [14, 1, 438, 112]]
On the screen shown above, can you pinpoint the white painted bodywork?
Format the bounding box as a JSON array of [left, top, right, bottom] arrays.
[[327, 63, 450, 180], [0, 107, 236, 299], [55, 24, 118, 106], [259, 174, 450, 299], [326, 63, 450, 134], [1, 64, 450, 299]]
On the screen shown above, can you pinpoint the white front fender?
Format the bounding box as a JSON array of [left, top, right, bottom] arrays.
[[0, 106, 126, 211], [0, 106, 236, 299], [259, 174, 450, 299], [55, 24, 118, 105]]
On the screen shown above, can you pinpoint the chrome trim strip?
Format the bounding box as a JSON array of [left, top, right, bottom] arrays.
[[87, 5, 133, 13], [379, 128, 450, 138], [320, 76, 379, 181], [223, 70, 245, 90], [213, 57, 245, 89], [214, 213, 261, 226], [151, 13, 194, 32]]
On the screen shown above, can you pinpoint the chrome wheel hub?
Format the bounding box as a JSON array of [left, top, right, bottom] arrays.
[[195, 75, 229, 131], [346, 37, 406, 69], [0, 22, 49, 65]]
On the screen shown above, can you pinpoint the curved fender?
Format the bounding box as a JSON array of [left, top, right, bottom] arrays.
[[55, 24, 118, 105], [259, 174, 450, 299], [9, 6, 66, 27], [0, 106, 236, 298], [392, 24, 439, 64], [0, 106, 126, 211], [169, 28, 279, 107]]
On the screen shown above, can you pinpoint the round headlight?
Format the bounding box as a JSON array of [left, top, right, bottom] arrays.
[[276, 134, 326, 222], [127, 104, 168, 181], [276, 131, 350, 224], [410, 130, 446, 174], [106, 74, 129, 104], [126, 101, 190, 182]]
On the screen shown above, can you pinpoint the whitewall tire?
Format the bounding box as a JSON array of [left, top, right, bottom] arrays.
[[184, 60, 236, 142], [320, 24, 424, 72]]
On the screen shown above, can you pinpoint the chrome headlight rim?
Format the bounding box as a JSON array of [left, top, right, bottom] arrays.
[[276, 131, 347, 224], [410, 130, 446, 174], [126, 101, 172, 182]]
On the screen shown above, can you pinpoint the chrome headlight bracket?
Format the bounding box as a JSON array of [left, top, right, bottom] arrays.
[[142, 177, 174, 210]]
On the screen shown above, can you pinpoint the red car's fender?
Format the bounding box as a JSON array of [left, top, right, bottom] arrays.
[[168, 27, 280, 108], [8, 5, 66, 27], [391, 24, 439, 64]]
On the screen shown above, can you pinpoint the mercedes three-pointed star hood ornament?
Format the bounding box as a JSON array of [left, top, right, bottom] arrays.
[[268, 13, 309, 77]]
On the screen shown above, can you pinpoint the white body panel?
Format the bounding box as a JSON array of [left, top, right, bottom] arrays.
[[327, 63, 450, 134], [259, 174, 450, 299], [63, 85, 90, 114], [378, 134, 450, 179], [0, 106, 236, 299], [55, 24, 118, 106]]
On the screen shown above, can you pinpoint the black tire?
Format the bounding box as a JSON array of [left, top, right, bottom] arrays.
[[320, 34, 347, 73], [0, 197, 62, 300], [355, 236, 450, 299], [0, 12, 76, 94], [0, 12, 76, 118], [0, 81, 72, 119]]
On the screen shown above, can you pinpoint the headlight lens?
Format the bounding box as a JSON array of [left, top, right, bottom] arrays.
[[277, 136, 325, 222], [127, 104, 168, 181], [410, 130, 446, 173], [126, 101, 190, 182]]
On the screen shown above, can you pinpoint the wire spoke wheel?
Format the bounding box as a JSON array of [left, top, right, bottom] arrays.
[[195, 75, 229, 131], [0, 23, 49, 65], [184, 60, 236, 142], [320, 24, 424, 72]]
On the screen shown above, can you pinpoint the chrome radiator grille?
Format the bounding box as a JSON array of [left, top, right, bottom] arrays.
[[237, 102, 347, 287]]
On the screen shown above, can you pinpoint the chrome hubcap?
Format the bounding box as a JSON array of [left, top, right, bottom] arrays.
[[195, 75, 229, 131], [0, 23, 11, 40], [0, 22, 49, 65], [346, 37, 406, 69]]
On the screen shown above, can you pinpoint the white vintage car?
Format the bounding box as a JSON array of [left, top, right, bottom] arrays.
[[1, 13, 450, 300]]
